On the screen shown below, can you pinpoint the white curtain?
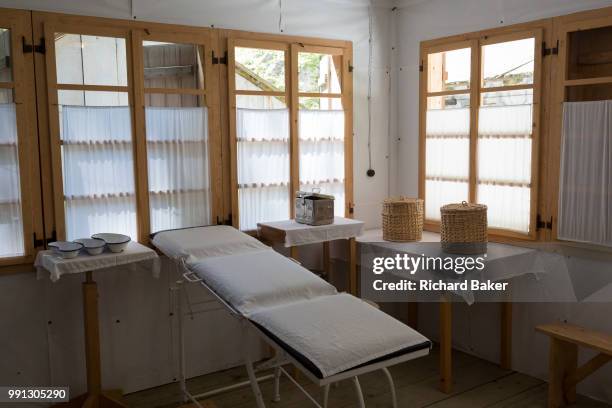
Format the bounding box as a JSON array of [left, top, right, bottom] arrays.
[[237, 108, 290, 230], [61, 105, 137, 240], [558, 101, 612, 246], [477, 104, 533, 232], [0, 103, 24, 257], [146, 107, 210, 233], [299, 109, 345, 216], [425, 107, 470, 220]]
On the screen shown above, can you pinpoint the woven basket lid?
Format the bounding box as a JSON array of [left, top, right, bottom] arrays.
[[441, 201, 487, 213], [383, 197, 422, 204]]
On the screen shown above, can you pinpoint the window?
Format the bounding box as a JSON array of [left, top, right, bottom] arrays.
[[231, 43, 290, 231], [141, 37, 215, 234], [297, 49, 346, 217], [229, 39, 353, 231], [48, 30, 137, 241], [421, 31, 541, 237]]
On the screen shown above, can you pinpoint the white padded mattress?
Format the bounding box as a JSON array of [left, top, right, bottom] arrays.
[[249, 294, 431, 378], [152, 225, 267, 264], [190, 249, 337, 315]]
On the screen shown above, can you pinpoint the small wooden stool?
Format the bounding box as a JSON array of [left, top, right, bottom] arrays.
[[536, 322, 612, 408]]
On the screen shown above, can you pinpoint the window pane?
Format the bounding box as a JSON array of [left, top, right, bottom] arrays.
[[298, 52, 341, 93], [477, 90, 533, 233], [299, 96, 343, 110], [235, 47, 285, 92], [567, 26, 612, 80], [425, 180, 469, 221], [55, 34, 128, 86], [0, 89, 24, 257], [58, 90, 137, 240], [143, 41, 204, 90], [482, 38, 534, 88], [425, 93, 470, 220], [299, 97, 344, 216], [427, 47, 470, 93], [236, 97, 289, 230], [145, 94, 210, 233], [0, 28, 12, 82]]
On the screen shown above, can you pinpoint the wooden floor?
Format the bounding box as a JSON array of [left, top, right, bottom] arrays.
[[124, 346, 611, 408]]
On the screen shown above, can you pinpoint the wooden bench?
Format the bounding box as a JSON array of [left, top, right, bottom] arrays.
[[536, 323, 612, 408]]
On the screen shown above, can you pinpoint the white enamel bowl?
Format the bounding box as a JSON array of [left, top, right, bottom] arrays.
[[91, 233, 131, 253], [74, 238, 106, 255], [48, 241, 84, 259]]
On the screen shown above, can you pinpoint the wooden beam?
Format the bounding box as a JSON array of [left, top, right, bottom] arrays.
[[564, 353, 612, 389]]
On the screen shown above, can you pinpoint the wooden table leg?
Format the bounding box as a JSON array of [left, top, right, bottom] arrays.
[[348, 237, 357, 296], [548, 338, 577, 407], [55, 272, 127, 407], [500, 302, 513, 370], [290, 246, 299, 261], [323, 241, 331, 279], [439, 297, 453, 393], [83, 271, 102, 396], [407, 302, 419, 329]]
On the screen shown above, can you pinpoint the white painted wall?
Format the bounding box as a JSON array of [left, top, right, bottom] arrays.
[[393, 0, 612, 404]]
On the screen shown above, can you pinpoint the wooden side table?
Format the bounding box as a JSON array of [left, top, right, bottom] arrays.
[[257, 217, 364, 296], [35, 242, 159, 407]]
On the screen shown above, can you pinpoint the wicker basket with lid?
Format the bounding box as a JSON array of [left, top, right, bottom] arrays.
[[440, 201, 487, 254], [382, 197, 424, 242]]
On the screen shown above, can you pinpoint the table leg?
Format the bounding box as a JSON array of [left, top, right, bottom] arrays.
[[407, 302, 418, 330], [439, 297, 452, 393], [348, 237, 357, 296], [83, 271, 102, 395], [323, 241, 331, 279], [500, 302, 512, 370], [55, 272, 127, 408], [290, 246, 299, 262]]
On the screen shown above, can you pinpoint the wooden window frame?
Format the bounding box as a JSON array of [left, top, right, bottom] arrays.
[[35, 12, 223, 244], [0, 9, 44, 268], [131, 28, 222, 240], [420, 25, 545, 241], [227, 33, 353, 231]]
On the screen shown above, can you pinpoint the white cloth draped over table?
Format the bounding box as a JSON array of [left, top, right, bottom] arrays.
[[145, 106, 211, 233], [0, 103, 24, 257], [477, 104, 532, 233], [559, 100, 612, 247], [299, 109, 345, 216], [61, 105, 137, 240], [237, 108, 290, 230]]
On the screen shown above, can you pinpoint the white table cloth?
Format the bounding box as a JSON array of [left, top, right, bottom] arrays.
[[257, 217, 364, 247], [35, 241, 160, 282]]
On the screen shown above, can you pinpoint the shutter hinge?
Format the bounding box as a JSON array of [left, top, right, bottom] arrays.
[[348, 63, 353, 73], [22, 36, 46, 54], [542, 40, 558, 57], [419, 61, 423, 72], [536, 214, 553, 230], [212, 50, 227, 65]]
